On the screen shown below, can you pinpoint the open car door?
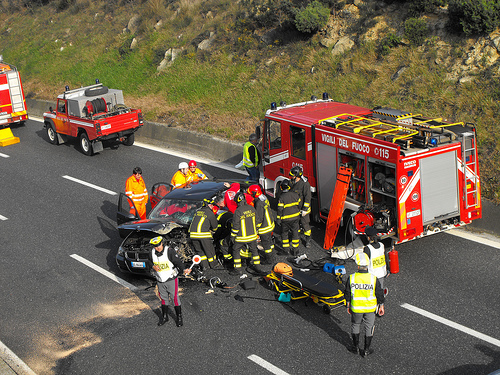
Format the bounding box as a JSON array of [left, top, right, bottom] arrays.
[[117, 193, 140, 225], [150, 182, 173, 208]]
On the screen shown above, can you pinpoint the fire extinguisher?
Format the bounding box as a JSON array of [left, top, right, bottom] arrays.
[[388, 246, 399, 274]]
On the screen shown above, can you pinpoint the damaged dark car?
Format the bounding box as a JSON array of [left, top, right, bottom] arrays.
[[115, 180, 250, 277]]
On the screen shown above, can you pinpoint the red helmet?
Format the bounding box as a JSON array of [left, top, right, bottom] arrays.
[[247, 184, 262, 198], [188, 160, 197, 167]]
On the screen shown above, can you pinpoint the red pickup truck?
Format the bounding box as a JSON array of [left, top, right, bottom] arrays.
[[43, 83, 143, 155]]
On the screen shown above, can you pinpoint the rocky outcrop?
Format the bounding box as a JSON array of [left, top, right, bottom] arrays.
[[157, 48, 183, 72]]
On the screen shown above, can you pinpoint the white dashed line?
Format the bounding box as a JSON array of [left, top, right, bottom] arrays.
[[248, 355, 290, 375], [0, 153, 9, 158], [0, 215, 7, 221], [401, 303, 500, 348], [0, 339, 37, 375], [63, 175, 117, 195], [70, 254, 138, 292]]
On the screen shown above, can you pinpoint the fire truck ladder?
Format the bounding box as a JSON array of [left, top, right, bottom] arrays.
[[6, 71, 25, 113], [461, 130, 479, 208]]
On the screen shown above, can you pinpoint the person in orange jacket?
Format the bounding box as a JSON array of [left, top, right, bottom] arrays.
[[125, 167, 148, 219], [188, 160, 208, 182], [171, 162, 193, 189]]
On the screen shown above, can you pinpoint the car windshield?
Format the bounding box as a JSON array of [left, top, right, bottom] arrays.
[[149, 199, 203, 225]]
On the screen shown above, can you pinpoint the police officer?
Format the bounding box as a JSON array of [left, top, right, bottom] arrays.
[[289, 166, 312, 248], [276, 179, 301, 256], [230, 191, 264, 274], [345, 253, 385, 357], [247, 184, 276, 264], [189, 198, 222, 270], [149, 236, 191, 327], [363, 226, 388, 294]]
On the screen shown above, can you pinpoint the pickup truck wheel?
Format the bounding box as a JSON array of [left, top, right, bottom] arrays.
[[47, 125, 59, 145], [123, 133, 134, 146], [79, 132, 93, 156]]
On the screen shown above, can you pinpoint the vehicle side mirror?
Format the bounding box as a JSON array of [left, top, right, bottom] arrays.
[[49, 106, 53, 113], [255, 124, 261, 139]]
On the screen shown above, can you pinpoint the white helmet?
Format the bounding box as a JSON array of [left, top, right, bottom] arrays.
[[355, 253, 369, 267], [179, 162, 189, 169]]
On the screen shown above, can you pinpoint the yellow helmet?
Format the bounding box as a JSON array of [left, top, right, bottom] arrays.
[[150, 236, 163, 247], [355, 253, 369, 267]]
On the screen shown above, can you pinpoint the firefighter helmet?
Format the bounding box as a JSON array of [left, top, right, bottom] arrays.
[[280, 179, 291, 191], [247, 184, 262, 198], [188, 160, 197, 167], [150, 236, 163, 248], [355, 253, 369, 267], [273, 262, 293, 276], [234, 191, 246, 205], [203, 198, 214, 206], [289, 166, 303, 178], [179, 162, 188, 169]]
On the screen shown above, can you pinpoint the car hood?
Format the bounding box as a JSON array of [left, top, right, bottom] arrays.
[[117, 218, 184, 235]]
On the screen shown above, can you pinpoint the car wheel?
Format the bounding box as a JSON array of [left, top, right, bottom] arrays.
[[123, 133, 134, 146], [47, 124, 59, 145], [323, 304, 331, 315], [79, 132, 93, 156]]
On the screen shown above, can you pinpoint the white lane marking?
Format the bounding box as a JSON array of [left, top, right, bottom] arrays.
[[401, 303, 500, 348], [247, 355, 290, 375], [446, 228, 500, 250], [70, 254, 138, 292], [0, 339, 37, 375], [135, 141, 248, 176], [0, 215, 7, 221], [0, 152, 9, 158], [62, 175, 117, 196]]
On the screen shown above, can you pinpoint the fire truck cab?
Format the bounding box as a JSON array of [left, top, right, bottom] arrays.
[[259, 94, 481, 245]]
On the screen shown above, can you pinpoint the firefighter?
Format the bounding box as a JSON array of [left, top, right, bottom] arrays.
[[345, 253, 385, 357], [224, 182, 253, 213], [242, 133, 261, 181], [188, 198, 222, 270], [363, 226, 388, 296], [247, 184, 276, 264], [125, 167, 148, 220], [212, 194, 234, 266], [188, 160, 208, 182], [149, 236, 191, 327], [230, 191, 264, 274], [289, 166, 312, 248], [171, 162, 193, 188], [276, 179, 301, 256]]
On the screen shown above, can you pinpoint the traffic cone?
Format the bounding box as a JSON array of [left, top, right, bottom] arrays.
[[0, 128, 20, 147]]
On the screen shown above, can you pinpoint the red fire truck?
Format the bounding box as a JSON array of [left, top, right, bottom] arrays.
[[0, 60, 28, 128], [43, 82, 143, 155], [258, 94, 481, 246]]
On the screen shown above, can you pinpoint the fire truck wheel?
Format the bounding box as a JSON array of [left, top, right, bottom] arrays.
[[79, 132, 93, 156], [322, 304, 331, 315], [47, 125, 59, 145], [123, 133, 134, 146], [84, 86, 108, 97]]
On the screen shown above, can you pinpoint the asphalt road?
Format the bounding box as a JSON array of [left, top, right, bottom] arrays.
[[1, 120, 499, 375]]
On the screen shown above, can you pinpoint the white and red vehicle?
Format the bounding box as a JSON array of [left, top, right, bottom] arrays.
[[0, 60, 28, 128], [259, 94, 481, 245], [43, 82, 143, 155]]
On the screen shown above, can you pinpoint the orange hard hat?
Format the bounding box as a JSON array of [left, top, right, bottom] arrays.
[[273, 262, 293, 276]]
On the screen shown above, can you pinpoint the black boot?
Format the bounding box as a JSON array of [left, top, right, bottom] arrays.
[[174, 306, 183, 327], [348, 334, 359, 354], [360, 336, 374, 357], [158, 305, 169, 326], [304, 236, 311, 248]]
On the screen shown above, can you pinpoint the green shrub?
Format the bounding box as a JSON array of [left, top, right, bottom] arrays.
[[377, 33, 401, 56], [448, 0, 500, 35], [294, 0, 330, 34], [408, 0, 447, 17], [404, 17, 428, 46]]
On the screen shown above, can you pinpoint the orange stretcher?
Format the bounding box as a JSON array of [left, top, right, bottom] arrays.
[[264, 263, 346, 314]]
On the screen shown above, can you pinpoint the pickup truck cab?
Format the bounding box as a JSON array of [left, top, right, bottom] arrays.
[[43, 82, 143, 155]]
